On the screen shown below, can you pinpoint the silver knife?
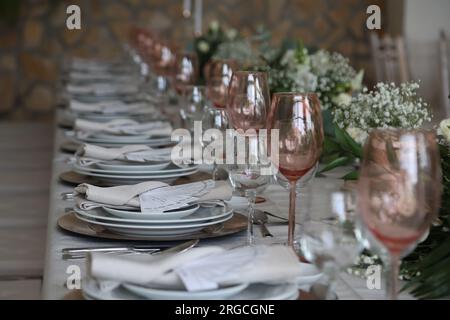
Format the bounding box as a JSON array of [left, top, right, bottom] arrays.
[[62, 240, 199, 258], [153, 239, 199, 256], [62, 245, 166, 255]]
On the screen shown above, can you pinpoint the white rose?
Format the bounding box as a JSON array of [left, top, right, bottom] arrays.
[[197, 41, 210, 53], [346, 127, 368, 145], [439, 119, 450, 142], [332, 93, 352, 107]]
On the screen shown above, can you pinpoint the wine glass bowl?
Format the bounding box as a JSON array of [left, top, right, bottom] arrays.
[[227, 71, 270, 132], [206, 59, 238, 109], [174, 52, 199, 95]]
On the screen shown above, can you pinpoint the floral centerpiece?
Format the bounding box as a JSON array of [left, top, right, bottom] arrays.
[[320, 81, 432, 178]]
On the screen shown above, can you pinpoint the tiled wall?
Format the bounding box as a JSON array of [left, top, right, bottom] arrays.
[[0, 0, 384, 121]]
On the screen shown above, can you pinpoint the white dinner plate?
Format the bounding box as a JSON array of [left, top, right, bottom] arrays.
[[76, 135, 171, 145], [82, 278, 300, 300], [67, 134, 173, 147], [72, 166, 199, 180], [74, 210, 233, 230], [73, 163, 197, 175], [76, 203, 231, 223], [93, 133, 156, 141], [96, 161, 172, 172], [123, 283, 249, 300]]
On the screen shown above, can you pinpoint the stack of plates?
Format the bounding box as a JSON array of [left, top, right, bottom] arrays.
[[72, 202, 233, 238], [72, 161, 198, 184], [83, 278, 300, 300]]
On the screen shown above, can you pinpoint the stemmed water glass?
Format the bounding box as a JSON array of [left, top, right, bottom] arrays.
[[267, 93, 324, 247], [181, 85, 208, 133], [205, 59, 238, 180], [357, 129, 441, 300], [226, 71, 271, 245], [300, 187, 363, 299]]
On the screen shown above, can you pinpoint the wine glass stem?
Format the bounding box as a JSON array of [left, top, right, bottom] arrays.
[[288, 180, 297, 247], [387, 253, 400, 300], [245, 189, 257, 246]]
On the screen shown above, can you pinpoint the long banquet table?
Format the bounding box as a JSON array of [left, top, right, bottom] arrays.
[[41, 115, 413, 300]]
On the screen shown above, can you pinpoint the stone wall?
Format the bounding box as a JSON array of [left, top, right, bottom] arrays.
[[0, 0, 385, 121]]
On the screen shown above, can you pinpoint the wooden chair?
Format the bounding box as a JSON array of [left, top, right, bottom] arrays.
[[370, 32, 410, 84], [439, 30, 450, 116]]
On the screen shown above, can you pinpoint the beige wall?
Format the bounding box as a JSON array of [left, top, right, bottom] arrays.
[[0, 0, 384, 121]]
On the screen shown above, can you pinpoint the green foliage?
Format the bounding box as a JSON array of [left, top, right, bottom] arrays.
[[399, 142, 450, 299], [319, 123, 361, 180]]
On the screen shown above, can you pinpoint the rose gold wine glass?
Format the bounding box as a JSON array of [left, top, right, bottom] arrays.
[[206, 59, 238, 109], [173, 52, 199, 96], [357, 129, 441, 300], [267, 93, 324, 247]]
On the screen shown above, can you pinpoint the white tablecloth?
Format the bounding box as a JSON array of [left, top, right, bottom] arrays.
[[41, 118, 413, 300]]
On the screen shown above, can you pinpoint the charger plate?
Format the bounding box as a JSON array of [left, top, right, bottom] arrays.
[[57, 212, 247, 241]]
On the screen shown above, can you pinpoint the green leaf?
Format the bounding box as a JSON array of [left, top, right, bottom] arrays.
[[342, 171, 359, 180], [342, 129, 363, 158], [334, 125, 352, 152], [323, 136, 341, 154], [319, 156, 352, 173]]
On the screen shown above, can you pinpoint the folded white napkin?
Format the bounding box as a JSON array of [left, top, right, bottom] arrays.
[[88, 245, 302, 292], [75, 179, 232, 211], [68, 71, 135, 83], [69, 100, 153, 115], [75, 144, 173, 166], [74, 119, 173, 137], [66, 83, 138, 96]]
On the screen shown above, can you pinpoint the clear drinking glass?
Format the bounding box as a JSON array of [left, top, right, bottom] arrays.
[[204, 59, 238, 180], [357, 129, 441, 300], [181, 85, 208, 133], [300, 187, 363, 299], [228, 133, 272, 245]]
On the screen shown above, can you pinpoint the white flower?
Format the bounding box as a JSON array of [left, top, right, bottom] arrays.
[[351, 70, 364, 91], [209, 20, 219, 32], [333, 82, 431, 132], [346, 127, 368, 145], [332, 93, 352, 107], [280, 49, 296, 67], [225, 28, 238, 40], [439, 118, 450, 142], [197, 41, 210, 53]]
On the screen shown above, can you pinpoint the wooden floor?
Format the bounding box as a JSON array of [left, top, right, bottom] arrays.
[[0, 123, 52, 299]]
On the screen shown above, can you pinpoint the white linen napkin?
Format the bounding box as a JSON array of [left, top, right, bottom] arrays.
[[69, 100, 153, 115], [66, 83, 138, 96], [74, 119, 173, 137], [68, 71, 135, 83], [74, 180, 232, 211], [75, 144, 173, 166], [88, 245, 302, 292]]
